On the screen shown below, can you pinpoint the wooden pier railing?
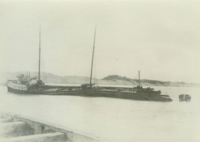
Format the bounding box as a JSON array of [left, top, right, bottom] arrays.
[[0, 113, 99, 142]]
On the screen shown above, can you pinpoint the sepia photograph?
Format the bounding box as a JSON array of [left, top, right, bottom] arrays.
[[0, 0, 200, 142]]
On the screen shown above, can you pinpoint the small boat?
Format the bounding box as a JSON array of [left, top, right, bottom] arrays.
[[179, 94, 191, 102]]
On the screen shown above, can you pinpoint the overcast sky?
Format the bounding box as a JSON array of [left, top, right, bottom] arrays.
[[0, 0, 200, 83]]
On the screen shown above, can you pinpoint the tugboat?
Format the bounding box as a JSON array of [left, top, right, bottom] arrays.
[[7, 28, 45, 94], [7, 27, 172, 102], [7, 29, 80, 95]]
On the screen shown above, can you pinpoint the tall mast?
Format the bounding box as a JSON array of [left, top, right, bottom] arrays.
[[138, 70, 141, 87], [38, 27, 41, 81], [89, 25, 97, 87]]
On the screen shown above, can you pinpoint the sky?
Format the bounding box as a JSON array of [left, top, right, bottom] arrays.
[[0, 0, 200, 83]]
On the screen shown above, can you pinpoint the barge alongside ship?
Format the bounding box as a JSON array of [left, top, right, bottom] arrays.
[[7, 79, 172, 102], [7, 28, 172, 102]]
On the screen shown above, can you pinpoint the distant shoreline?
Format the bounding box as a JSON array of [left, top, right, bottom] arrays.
[[1, 72, 200, 88]]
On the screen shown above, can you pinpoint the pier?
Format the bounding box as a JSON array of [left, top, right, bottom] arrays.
[[0, 113, 99, 142]]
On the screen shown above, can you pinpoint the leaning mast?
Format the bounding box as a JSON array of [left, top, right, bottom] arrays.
[[138, 70, 140, 87], [138, 70, 141, 87], [89, 26, 97, 87], [38, 27, 41, 81]]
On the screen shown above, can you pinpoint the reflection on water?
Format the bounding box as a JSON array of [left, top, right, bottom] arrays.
[[0, 86, 200, 142]]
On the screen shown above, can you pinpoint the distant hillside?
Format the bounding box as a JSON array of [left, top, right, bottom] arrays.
[[102, 75, 200, 87], [1, 72, 199, 87], [3, 72, 93, 85]]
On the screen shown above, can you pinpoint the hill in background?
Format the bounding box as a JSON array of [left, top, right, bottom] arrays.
[[102, 75, 199, 87], [1, 72, 199, 87]]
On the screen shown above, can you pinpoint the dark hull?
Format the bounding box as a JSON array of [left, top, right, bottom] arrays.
[[7, 86, 28, 94], [7, 85, 172, 102]]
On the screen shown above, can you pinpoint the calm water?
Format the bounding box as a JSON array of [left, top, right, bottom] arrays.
[[0, 86, 200, 142]]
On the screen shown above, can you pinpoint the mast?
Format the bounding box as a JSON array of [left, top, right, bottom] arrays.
[[89, 25, 97, 87], [138, 70, 141, 87], [38, 27, 41, 81]]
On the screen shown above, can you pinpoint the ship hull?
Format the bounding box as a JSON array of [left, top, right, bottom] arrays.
[[7, 83, 172, 102], [7, 86, 28, 94], [7, 82, 28, 94]]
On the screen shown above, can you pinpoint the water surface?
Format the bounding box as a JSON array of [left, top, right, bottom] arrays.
[[0, 86, 199, 142]]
